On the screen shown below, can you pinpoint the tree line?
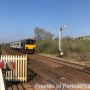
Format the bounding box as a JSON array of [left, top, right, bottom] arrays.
[[33, 27, 90, 62], [34, 27, 59, 54]]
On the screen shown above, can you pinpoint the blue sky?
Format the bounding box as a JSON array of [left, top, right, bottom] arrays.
[[0, 0, 90, 42]]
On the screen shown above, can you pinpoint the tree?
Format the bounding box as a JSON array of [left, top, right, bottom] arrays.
[[34, 27, 54, 53], [34, 27, 45, 41], [44, 32, 54, 40], [34, 27, 54, 41]]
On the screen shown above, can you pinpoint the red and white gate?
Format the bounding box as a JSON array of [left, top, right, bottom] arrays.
[[0, 55, 27, 82]]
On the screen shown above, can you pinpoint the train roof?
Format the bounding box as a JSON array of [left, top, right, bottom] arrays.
[[10, 38, 35, 43], [21, 38, 35, 41]]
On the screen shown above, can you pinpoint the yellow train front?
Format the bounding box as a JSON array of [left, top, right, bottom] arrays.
[[10, 39, 36, 53], [24, 39, 36, 53]]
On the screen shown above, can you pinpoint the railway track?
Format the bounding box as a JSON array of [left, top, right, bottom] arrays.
[[28, 54, 90, 90], [1, 46, 24, 55], [1, 47, 58, 90], [7, 82, 33, 90], [29, 54, 90, 83], [1, 46, 90, 90], [32, 54, 90, 72]]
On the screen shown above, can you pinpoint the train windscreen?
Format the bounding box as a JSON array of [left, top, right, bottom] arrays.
[[26, 40, 35, 45]]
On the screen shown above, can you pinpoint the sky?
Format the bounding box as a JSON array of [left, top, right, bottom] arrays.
[[0, 0, 90, 42]]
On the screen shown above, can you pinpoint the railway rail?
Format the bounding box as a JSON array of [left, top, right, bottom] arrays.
[[30, 54, 90, 75], [29, 54, 90, 83], [1, 46, 90, 90], [8, 82, 33, 90], [32, 54, 90, 72], [1, 47, 58, 90], [1, 46, 24, 55]]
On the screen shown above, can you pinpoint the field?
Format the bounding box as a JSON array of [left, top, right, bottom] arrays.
[[63, 39, 90, 63], [36, 38, 90, 65]]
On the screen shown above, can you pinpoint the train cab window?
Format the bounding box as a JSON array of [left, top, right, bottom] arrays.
[[26, 40, 35, 45]]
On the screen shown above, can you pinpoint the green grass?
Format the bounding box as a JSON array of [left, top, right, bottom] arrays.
[[36, 39, 90, 64]]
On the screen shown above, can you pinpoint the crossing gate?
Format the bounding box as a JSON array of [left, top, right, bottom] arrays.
[[1, 55, 27, 82]]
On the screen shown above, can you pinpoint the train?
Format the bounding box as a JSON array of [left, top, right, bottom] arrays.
[[10, 39, 36, 53]]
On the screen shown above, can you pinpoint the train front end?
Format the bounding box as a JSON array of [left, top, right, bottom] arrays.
[[25, 39, 36, 53]]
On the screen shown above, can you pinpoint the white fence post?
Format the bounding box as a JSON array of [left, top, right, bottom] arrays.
[[0, 69, 5, 90]]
